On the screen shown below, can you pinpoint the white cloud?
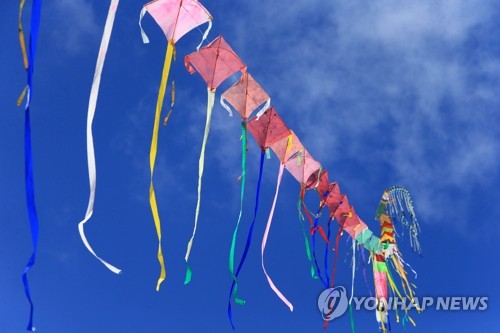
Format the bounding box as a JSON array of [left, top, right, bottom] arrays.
[[215, 0, 500, 234], [48, 0, 99, 55]]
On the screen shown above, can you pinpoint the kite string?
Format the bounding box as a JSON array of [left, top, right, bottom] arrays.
[[77, 0, 121, 275], [228, 150, 265, 330], [184, 87, 215, 284], [150, 42, 175, 291], [261, 163, 294, 311]]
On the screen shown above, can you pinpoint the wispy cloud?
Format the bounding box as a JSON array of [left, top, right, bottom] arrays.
[[217, 0, 500, 235], [48, 0, 99, 55]]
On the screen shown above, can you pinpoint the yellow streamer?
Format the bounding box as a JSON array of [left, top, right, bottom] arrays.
[[150, 42, 174, 291], [17, 0, 28, 106], [18, 0, 28, 70], [184, 88, 215, 284], [17, 85, 28, 107]]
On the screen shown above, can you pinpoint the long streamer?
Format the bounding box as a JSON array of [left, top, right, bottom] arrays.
[[311, 208, 328, 288], [77, 0, 121, 275], [19, 0, 42, 330], [228, 150, 265, 329], [17, 0, 28, 106], [150, 42, 175, 291], [350, 238, 356, 305], [229, 123, 247, 289], [185, 88, 216, 284], [297, 191, 317, 279], [261, 163, 293, 311], [323, 217, 333, 286]]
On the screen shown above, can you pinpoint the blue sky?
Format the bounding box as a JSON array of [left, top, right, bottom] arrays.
[[1, 0, 499, 331]]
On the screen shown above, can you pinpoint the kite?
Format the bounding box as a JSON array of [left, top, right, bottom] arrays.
[[77, 0, 121, 275], [258, 130, 315, 310], [372, 186, 421, 332], [282, 135, 324, 280], [184, 35, 246, 284], [223, 106, 290, 328], [139, 0, 212, 290], [308, 174, 340, 288], [220, 73, 271, 309], [17, 0, 42, 330]]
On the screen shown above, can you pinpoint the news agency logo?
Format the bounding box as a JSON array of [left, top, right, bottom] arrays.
[[318, 286, 489, 322], [317, 286, 349, 321]]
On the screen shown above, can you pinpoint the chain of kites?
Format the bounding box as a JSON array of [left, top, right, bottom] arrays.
[[17, 0, 423, 331]]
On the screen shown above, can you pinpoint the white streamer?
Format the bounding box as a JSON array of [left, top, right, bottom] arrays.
[[78, 0, 121, 274], [139, 7, 150, 44], [196, 19, 212, 51], [255, 98, 271, 119]]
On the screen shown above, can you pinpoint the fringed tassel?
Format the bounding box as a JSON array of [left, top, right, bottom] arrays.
[[386, 186, 421, 254]]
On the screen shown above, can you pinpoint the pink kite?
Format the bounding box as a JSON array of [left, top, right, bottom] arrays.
[[139, 0, 212, 290], [184, 36, 246, 284]]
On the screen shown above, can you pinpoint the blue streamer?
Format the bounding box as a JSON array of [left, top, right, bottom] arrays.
[[21, 0, 42, 331], [311, 208, 328, 288], [228, 150, 265, 330]]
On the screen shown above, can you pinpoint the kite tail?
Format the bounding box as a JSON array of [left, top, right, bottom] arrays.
[[348, 238, 357, 333], [322, 219, 345, 330], [373, 258, 390, 332], [23, 103, 38, 332], [311, 207, 328, 288], [372, 186, 421, 331], [150, 42, 174, 291], [19, 0, 42, 330], [361, 247, 373, 297], [261, 163, 293, 311], [228, 150, 265, 330], [297, 186, 317, 279], [77, 0, 121, 275], [185, 87, 215, 284], [196, 19, 212, 51], [17, 0, 28, 106], [323, 217, 333, 287], [228, 122, 247, 291]]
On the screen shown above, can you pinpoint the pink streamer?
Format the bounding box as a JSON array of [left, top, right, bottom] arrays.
[[261, 163, 293, 311]]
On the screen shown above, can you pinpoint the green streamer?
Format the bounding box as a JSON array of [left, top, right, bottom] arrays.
[[297, 196, 317, 279], [229, 122, 247, 293], [349, 303, 356, 333]]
